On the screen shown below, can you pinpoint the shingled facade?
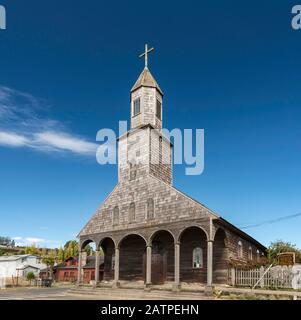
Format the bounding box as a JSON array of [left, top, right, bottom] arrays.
[[78, 55, 266, 291]]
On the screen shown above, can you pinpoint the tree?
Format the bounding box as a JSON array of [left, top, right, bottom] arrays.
[[84, 244, 94, 256], [64, 240, 79, 259], [25, 244, 39, 255], [26, 272, 35, 285], [267, 240, 301, 264], [58, 247, 65, 263], [0, 236, 14, 247], [42, 256, 55, 279], [63, 240, 94, 257]]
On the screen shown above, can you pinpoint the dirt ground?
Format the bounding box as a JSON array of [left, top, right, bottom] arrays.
[[0, 286, 213, 300]]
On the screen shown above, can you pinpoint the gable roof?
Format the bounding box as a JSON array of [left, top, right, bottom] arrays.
[[0, 254, 37, 262], [16, 264, 42, 270]]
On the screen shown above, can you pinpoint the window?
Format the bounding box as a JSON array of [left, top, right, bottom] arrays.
[[238, 241, 243, 258], [156, 99, 162, 120], [64, 272, 69, 279], [256, 249, 260, 262], [147, 198, 154, 220], [193, 247, 203, 268], [129, 163, 137, 181], [111, 254, 115, 270], [133, 98, 140, 116], [248, 246, 253, 260], [113, 206, 119, 225], [129, 202, 135, 223]]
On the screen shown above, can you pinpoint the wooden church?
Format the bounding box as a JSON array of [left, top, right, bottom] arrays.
[[77, 45, 266, 292]]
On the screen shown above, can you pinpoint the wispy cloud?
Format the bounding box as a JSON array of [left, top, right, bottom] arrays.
[[25, 237, 46, 244], [0, 85, 98, 156], [35, 131, 97, 154], [0, 131, 30, 147], [12, 236, 62, 248]]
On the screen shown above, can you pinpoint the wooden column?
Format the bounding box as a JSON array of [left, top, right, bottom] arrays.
[[206, 240, 213, 287], [231, 267, 236, 286], [77, 251, 83, 285], [173, 242, 181, 291], [204, 217, 214, 295], [113, 247, 120, 288], [145, 245, 152, 288], [94, 250, 100, 287]]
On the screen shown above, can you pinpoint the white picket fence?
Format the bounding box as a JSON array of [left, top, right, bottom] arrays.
[[228, 266, 299, 289]]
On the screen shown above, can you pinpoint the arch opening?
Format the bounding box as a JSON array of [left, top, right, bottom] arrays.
[[79, 240, 96, 284], [98, 237, 115, 282], [119, 234, 146, 281], [150, 230, 175, 284], [179, 226, 208, 283]]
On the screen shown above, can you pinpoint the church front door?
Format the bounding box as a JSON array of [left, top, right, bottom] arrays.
[[151, 241, 166, 285]]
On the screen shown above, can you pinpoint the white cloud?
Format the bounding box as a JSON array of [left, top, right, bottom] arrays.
[[12, 237, 22, 241], [0, 131, 30, 147], [34, 131, 97, 155], [12, 236, 61, 248], [0, 85, 99, 157], [25, 237, 45, 244]]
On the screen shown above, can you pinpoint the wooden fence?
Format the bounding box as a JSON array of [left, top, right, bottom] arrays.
[[228, 266, 295, 289]]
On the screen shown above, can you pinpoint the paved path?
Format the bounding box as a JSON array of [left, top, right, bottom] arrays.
[[0, 287, 70, 300]]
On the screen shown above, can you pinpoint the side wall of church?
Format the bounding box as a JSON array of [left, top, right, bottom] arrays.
[[225, 230, 265, 264]]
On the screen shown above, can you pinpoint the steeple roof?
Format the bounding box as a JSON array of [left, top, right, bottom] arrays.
[[131, 67, 163, 95]]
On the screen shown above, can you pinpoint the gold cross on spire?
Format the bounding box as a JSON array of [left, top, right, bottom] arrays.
[[139, 43, 154, 68]]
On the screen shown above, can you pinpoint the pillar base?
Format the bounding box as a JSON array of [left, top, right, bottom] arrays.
[[172, 283, 181, 292], [204, 285, 214, 296], [144, 283, 152, 291], [112, 281, 120, 289]]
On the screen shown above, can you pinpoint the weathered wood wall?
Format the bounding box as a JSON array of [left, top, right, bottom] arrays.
[[213, 229, 228, 284], [102, 239, 115, 281]]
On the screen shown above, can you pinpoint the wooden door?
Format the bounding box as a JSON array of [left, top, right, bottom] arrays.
[[143, 241, 167, 285], [151, 253, 165, 284]]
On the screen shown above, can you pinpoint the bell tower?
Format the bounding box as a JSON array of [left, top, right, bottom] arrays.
[[118, 44, 172, 185], [130, 44, 163, 130]]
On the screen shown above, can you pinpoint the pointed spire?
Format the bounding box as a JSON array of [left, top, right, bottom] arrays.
[[131, 67, 163, 95], [131, 44, 163, 95]]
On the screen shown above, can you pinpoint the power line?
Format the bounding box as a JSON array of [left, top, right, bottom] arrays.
[[240, 212, 301, 230]]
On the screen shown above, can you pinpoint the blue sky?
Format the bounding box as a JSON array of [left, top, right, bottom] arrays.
[[0, 0, 300, 249]]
